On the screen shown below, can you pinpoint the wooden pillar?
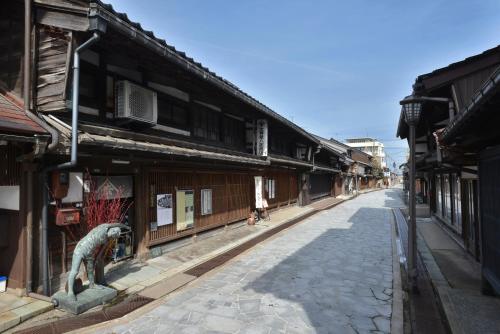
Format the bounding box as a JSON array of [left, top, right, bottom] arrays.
[[134, 166, 148, 258]]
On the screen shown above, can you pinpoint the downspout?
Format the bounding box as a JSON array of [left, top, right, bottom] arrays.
[[40, 32, 101, 296]]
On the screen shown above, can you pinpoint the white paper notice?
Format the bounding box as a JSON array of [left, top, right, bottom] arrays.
[[255, 176, 263, 209], [157, 193, 173, 226]]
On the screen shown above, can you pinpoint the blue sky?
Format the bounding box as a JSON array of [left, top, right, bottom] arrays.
[[105, 0, 500, 168]]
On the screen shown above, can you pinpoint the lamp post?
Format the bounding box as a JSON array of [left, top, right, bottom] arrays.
[[400, 95, 422, 293]]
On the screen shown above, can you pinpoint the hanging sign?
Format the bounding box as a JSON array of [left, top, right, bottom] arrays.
[[256, 119, 268, 157], [157, 193, 173, 226], [255, 176, 263, 209]]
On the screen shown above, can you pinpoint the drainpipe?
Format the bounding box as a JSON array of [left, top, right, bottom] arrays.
[[40, 32, 101, 296]]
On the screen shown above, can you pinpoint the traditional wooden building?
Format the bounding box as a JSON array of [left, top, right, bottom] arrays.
[[0, 0, 330, 294], [0, 92, 51, 291], [396, 45, 500, 294], [312, 135, 355, 198], [350, 149, 375, 191]]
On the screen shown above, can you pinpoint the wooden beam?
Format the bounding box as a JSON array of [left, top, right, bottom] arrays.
[[35, 8, 89, 31]]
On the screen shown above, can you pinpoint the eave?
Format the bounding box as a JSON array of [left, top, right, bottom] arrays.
[[87, 2, 318, 145], [441, 66, 500, 144], [43, 115, 270, 166]]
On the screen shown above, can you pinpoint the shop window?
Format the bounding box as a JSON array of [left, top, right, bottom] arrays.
[[266, 179, 276, 199], [201, 189, 212, 215]]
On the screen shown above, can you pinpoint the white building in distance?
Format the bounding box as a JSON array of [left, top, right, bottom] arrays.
[[345, 138, 387, 169]]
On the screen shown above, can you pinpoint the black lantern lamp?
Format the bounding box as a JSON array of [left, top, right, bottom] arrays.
[[400, 95, 423, 126], [399, 93, 424, 293]]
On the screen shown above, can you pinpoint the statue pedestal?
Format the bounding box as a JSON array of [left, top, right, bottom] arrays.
[[52, 285, 117, 314]]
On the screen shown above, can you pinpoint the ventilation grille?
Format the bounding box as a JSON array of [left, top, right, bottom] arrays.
[[115, 80, 158, 125]]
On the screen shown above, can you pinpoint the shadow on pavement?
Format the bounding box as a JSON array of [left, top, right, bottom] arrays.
[[241, 205, 394, 333]]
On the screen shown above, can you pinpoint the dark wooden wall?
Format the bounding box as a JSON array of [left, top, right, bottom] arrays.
[[147, 169, 252, 246], [264, 169, 298, 209], [334, 174, 343, 197], [0, 0, 25, 98], [479, 145, 500, 294], [309, 173, 332, 200], [0, 144, 25, 289]]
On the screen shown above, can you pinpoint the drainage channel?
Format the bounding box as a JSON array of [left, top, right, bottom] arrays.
[[15, 199, 343, 334], [14, 295, 153, 334]]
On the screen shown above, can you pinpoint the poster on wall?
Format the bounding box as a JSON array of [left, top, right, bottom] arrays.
[[157, 193, 173, 226], [176, 190, 194, 231], [255, 176, 263, 209], [61, 172, 84, 203]]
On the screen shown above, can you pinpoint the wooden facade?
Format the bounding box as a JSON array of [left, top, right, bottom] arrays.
[[146, 169, 253, 246], [0, 0, 322, 294], [0, 0, 370, 294], [0, 144, 25, 289], [397, 45, 500, 294]]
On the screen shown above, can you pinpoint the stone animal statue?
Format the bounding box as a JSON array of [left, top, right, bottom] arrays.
[[67, 223, 129, 301]]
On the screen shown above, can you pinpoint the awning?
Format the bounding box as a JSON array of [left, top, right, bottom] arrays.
[[44, 116, 270, 166], [268, 154, 313, 168], [313, 165, 341, 173]]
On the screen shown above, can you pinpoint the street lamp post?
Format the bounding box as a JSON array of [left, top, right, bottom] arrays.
[[400, 95, 422, 293]]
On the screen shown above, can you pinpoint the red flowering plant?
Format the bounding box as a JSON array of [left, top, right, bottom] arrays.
[[82, 172, 132, 234], [81, 172, 133, 280]]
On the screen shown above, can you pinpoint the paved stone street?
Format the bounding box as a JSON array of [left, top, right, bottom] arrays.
[[97, 189, 402, 334]]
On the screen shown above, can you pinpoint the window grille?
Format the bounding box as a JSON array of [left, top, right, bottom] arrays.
[[201, 189, 213, 215]]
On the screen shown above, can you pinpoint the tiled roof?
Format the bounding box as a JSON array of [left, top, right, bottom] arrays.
[[417, 45, 500, 81], [0, 93, 46, 134], [91, 1, 318, 144], [313, 134, 348, 155]]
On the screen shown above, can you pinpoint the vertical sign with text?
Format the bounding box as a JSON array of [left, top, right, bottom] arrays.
[[255, 176, 263, 209], [256, 119, 268, 157]]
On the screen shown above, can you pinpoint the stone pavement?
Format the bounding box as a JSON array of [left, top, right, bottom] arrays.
[[417, 217, 500, 334], [7, 196, 339, 332], [90, 189, 399, 334], [105, 204, 318, 296], [0, 292, 53, 332]]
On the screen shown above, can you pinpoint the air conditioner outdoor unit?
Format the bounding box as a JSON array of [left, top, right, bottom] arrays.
[[115, 80, 158, 125]]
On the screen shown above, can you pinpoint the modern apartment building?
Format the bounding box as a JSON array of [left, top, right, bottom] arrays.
[[345, 138, 387, 169]]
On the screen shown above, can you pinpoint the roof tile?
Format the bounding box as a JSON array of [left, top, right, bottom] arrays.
[[0, 93, 47, 134]]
